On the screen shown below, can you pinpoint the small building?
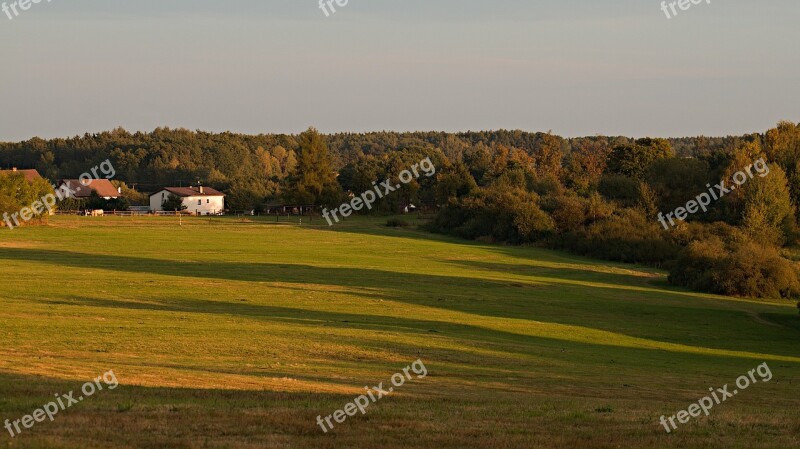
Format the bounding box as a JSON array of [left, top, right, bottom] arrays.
[[150, 186, 225, 215], [0, 168, 43, 182], [264, 202, 315, 215], [58, 179, 121, 200]]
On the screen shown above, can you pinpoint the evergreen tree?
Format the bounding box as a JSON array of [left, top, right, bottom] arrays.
[[288, 128, 341, 206], [162, 193, 186, 211]]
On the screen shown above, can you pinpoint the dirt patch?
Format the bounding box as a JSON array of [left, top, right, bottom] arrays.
[[0, 241, 39, 249]]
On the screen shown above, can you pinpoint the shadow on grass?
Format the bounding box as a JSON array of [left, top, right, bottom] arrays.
[[0, 371, 387, 448], [39, 295, 550, 352], [311, 216, 665, 273], [2, 247, 798, 359], [438, 259, 658, 290], [2, 365, 798, 449], [0, 247, 670, 318]]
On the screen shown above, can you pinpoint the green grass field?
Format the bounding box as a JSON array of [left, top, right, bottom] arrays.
[[1, 216, 798, 449]]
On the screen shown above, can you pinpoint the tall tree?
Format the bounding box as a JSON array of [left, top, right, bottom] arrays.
[[606, 138, 673, 179], [742, 165, 796, 245], [563, 138, 610, 194], [533, 132, 564, 177], [764, 121, 800, 220], [288, 127, 341, 206]]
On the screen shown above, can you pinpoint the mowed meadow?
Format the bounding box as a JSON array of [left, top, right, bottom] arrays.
[[0, 216, 798, 449]]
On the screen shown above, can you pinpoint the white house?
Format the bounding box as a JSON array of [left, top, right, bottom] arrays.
[[149, 186, 225, 215]]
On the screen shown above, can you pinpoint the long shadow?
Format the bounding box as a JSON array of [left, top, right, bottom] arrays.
[[0, 245, 787, 319], [3, 365, 799, 449], [31, 296, 626, 374], [0, 243, 721, 324], [0, 247, 671, 314], [439, 259, 659, 290], [317, 222, 800, 322], [315, 219, 668, 279], [0, 370, 400, 447], [438, 259, 800, 349], [2, 247, 798, 359], [40, 296, 522, 346]]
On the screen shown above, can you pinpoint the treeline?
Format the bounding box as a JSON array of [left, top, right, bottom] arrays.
[[0, 128, 744, 210], [1, 123, 799, 299]]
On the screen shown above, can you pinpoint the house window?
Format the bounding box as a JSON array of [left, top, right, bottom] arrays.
[[206, 199, 210, 204], [162, 192, 165, 199], [198, 199, 202, 206]]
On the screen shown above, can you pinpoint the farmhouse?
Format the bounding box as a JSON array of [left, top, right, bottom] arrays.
[[150, 186, 225, 215], [0, 168, 43, 182], [58, 179, 121, 200]]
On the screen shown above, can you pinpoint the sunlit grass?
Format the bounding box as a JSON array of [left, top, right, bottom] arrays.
[[0, 216, 798, 448]]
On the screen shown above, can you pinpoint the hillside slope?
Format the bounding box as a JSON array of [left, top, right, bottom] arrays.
[[0, 216, 798, 449]]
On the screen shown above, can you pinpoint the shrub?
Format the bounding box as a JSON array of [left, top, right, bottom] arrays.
[[541, 194, 588, 233], [718, 242, 800, 298], [599, 174, 641, 207], [669, 233, 800, 299], [667, 236, 726, 292], [162, 193, 187, 211], [559, 208, 679, 266], [386, 218, 410, 228], [431, 187, 554, 244], [513, 201, 556, 242]]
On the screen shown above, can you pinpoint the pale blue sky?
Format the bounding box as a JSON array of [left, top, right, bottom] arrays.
[[0, 0, 798, 141]]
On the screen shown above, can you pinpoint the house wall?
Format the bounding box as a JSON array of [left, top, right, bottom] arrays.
[[149, 191, 224, 215], [183, 195, 224, 215], [150, 190, 170, 212]]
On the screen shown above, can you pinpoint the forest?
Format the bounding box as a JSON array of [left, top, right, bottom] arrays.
[[1, 122, 799, 300]]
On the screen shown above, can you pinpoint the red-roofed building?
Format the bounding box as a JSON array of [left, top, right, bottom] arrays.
[[0, 168, 43, 182], [58, 179, 121, 200], [149, 185, 225, 215]]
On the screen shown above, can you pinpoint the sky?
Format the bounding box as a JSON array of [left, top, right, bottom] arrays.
[[0, 0, 798, 141]]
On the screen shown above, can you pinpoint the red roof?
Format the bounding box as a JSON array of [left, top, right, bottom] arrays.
[[60, 179, 120, 198], [0, 169, 43, 182], [158, 186, 225, 197]]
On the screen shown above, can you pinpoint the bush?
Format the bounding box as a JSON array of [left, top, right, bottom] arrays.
[[431, 187, 554, 244], [513, 201, 556, 241], [386, 218, 410, 228], [599, 174, 641, 207], [541, 194, 589, 233], [667, 236, 726, 292], [669, 232, 800, 299], [558, 208, 679, 266], [162, 193, 187, 211]]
